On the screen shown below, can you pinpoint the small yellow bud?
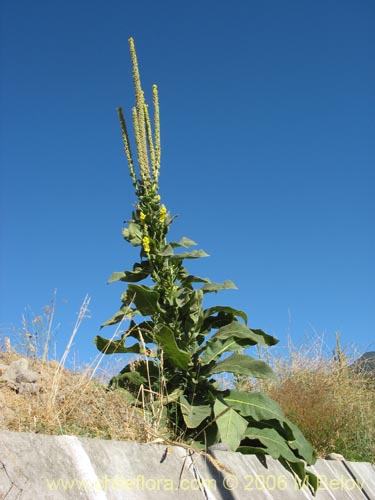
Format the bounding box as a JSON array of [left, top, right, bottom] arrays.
[[155, 194, 161, 202], [159, 204, 167, 223], [139, 212, 146, 224], [142, 236, 151, 253]]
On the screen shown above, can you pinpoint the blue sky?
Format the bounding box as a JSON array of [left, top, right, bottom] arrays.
[[1, 0, 374, 366]]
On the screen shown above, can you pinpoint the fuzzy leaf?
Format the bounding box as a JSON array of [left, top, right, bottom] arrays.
[[94, 336, 146, 355], [180, 395, 212, 428], [170, 249, 209, 261], [154, 325, 191, 370], [208, 353, 277, 380], [201, 280, 237, 293], [211, 321, 276, 347], [200, 338, 245, 365], [223, 390, 285, 421], [214, 399, 248, 451], [242, 427, 300, 462], [203, 306, 248, 324], [108, 262, 151, 283], [122, 222, 142, 246], [283, 419, 317, 464], [100, 304, 134, 328], [250, 328, 279, 346], [127, 284, 160, 316], [159, 245, 174, 256], [171, 237, 197, 248]]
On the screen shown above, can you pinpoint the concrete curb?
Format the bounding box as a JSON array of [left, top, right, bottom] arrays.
[[1, 430, 374, 499]]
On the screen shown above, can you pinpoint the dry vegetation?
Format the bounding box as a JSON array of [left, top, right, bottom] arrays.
[[237, 334, 375, 463], [0, 350, 153, 442], [0, 297, 167, 444], [1, 299, 374, 464]]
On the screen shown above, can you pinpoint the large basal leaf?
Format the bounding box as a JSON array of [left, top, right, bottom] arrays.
[[108, 262, 151, 283], [208, 353, 278, 380], [201, 280, 237, 293], [278, 458, 319, 495], [237, 445, 319, 495], [179, 395, 212, 428], [283, 419, 317, 465], [242, 426, 301, 463], [210, 321, 277, 347], [214, 399, 248, 452], [127, 284, 160, 316], [94, 335, 146, 355], [223, 390, 286, 422], [154, 325, 191, 371]]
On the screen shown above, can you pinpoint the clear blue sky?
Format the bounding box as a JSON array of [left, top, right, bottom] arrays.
[[1, 0, 374, 366]]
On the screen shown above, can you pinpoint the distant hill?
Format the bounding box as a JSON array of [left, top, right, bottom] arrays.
[[350, 351, 375, 378]]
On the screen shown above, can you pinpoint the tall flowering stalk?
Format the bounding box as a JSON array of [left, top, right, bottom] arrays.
[[95, 38, 318, 495]]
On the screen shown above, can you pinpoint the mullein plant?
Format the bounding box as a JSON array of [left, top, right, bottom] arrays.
[[95, 38, 318, 494]]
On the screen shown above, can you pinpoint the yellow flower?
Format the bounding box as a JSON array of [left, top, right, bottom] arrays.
[[159, 204, 167, 223], [155, 194, 161, 202], [142, 236, 151, 253], [139, 212, 146, 224]]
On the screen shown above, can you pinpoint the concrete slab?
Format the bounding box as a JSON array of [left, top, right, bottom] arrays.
[[344, 462, 375, 500], [309, 460, 366, 500], [0, 431, 91, 499], [1, 430, 374, 500]]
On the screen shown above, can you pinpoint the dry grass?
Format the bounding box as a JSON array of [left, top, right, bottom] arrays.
[[0, 295, 167, 444], [0, 350, 155, 442], [238, 333, 375, 462]]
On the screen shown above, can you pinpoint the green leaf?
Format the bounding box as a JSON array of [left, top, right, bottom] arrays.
[[108, 262, 151, 283], [162, 388, 184, 405], [203, 306, 248, 324], [110, 360, 160, 391], [116, 388, 136, 404], [159, 245, 174, 256], [154, 325, 191, 370], [242, 427, 300, 462], [94, 336, 146, 355], [250, 328, 279, 347], [210, 321, 273, 347], [200, 338, 245, 365], [171, 237, 197, 248], [208, 353, 277, 380], [122, 222, 142, 246], [223, 390, 285, 421], [115, 370, 146, 387], [180, 289, 203, 333], [180, 275, 211, 287], [127, 284, 160, 316], [170, 249, 209, 261], [214, 399, 248, 451], [283, 419, 317, 465], [201, 280, 237, 293], [179, 395, 212, 428], [279, 459, 319, 495], [100, 304, 134, 328]]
